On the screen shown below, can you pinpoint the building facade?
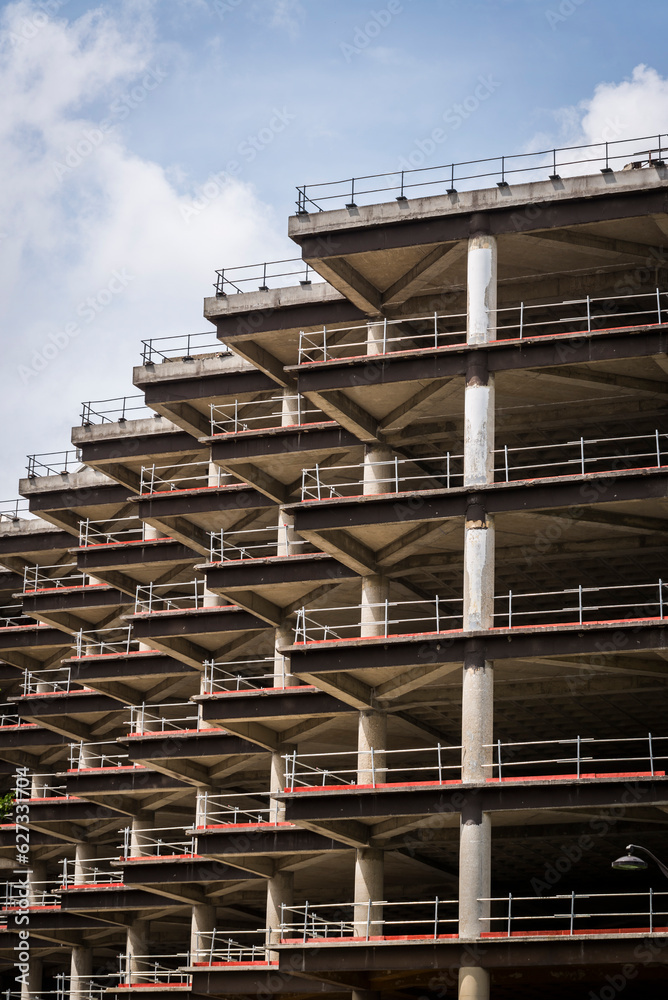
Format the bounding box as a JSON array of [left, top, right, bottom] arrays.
[[0, 147, 667, 999]]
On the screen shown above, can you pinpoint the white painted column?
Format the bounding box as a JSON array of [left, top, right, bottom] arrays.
[[73, 842, 96, 882], [458, 232, 496, 999], [360, 575, 389, 638], [190, 903, 216, 964], [281, 389, 301, 426], [129, 816, 152, 858], [143, 524, 161, 541], [363, 444, 394, 495]]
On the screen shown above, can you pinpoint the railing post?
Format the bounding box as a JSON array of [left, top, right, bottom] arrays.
[[649, 732, 654, 775], [504, 444, 509, 482], [371, 746, 376, 788], [322, 324, 327, 359], [435, 594, 440, 633], [580, 436, 585, 475], [433, 896, 439, 938], [437, 743, 443, 784], [497, 738, 502, 781], [384, 597, 389, 637], [302, 900, 309, 943], [569, 891, 576, 935], [657, 287, 662, 325], [576, 734, 581, 780], [434, 310, 438, 347], [508, 590, 512, 629], [656, 429, 662, 467], [578, 584, 583, 625], [366, 898, 372, 940], [394, 454, 399, 492], [649, 887, 654, 934], [519, 300, 524, 339], [660, 579, 664, 620], [507, 892, 512, 937]]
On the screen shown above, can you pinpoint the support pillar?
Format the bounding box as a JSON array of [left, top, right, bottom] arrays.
[[363, 444, 393, 494], [125, 919, 148, 986], [353, 848, 383, 939], [73, 842, 96, 883], [274, 622, 296, 688], [458, 232, 496, 999], [190, 903, 216, 964], [357, 710, 386, 786], [70, 944, 93, 997], [270, 749, 287, 822], [266, 869, 293, 955], [20, 958, 42, 1000], [277, 508, 298, 557], [129, 816, 152, 858], [281, 389, 301, 426], [367, 319, 386, 356]]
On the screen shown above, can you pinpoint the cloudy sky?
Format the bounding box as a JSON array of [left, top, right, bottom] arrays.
[[1, 0, 668, 497]]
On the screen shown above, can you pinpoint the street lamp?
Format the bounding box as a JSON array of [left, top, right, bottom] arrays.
[[612, 844, 668, 879]]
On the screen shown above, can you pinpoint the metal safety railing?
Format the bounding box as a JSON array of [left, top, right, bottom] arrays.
[[0, 880, 62, 910], [134, 579, 218, 614], [295, 131, 668, 212], [214, 258, 321, 296], [121, 824, 198, 860], [295, 596, 463, 643], [484, 733, 668, 781], [23, 562, 92, 594], [139, 459, 235, 494], [279, 898, 458, 942], [0, 977, 111, 1000], [195, 791, 283, 828], [141, 331, 232, 364], [301, 430, 668, 500], [0, 604, 33, 628], [74, 625, 147, 658], [61, 856, 122, 888], [0, 498, 31, 521], [69, 741, 137, 772], [298, 308, 467, 362], [209, 525, 316, 562], [126, 701, 202, 735], [0, 709, 20, 728], [210, 394, 328, 434], [78, 516, 158, 547], [26, 449, 82, 478], [284, 745, 462, 791], [193, 929, 270, 965], [117, 953, 191, 988], [483, 890, 668, 938], [28, 775, 72, 800], [298, 289, 668, 364], [202, 656, 290, 693], [21, 665, 77, 696], [295, 580, 668, 643], [302, 453, 464, 500], [80, 394, 155, 425]]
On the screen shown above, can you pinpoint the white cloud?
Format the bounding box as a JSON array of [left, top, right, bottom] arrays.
[[527, 64, 668, 174], [0, 1, 288, 497]]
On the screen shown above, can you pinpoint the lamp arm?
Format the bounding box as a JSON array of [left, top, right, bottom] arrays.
[[626, 844, 668, 880]]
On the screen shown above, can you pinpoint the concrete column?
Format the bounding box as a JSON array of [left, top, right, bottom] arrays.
[[466, 234, 497, 345], [357, 710, 386, 786], [266, 869, 293, 953], [274, 622, 296, 688], [190, 903, 216, 964], [360, 575, 389, 638], [125, 919, 148, 985], [20, 957, 42, 1000], [270, 750, 286, 821], [276, 507, 298, 557], [143, 524, 161, 541], [367, 319, 386, 356], [73, 842, 96, 882], [458, 797, 491, 940], [30, 772, 46, 798], [458, 967, 490, 1000], [198, 671, 217, 730], [281, 389, 301, 426], [458, 233, 495, 990], [70, 944, 93, 997], [353, 849, 383, 938], [363, 444, 394, 495], [28, 860, 46, 906], [129, 816, 152, 858], [207, 460, 222, 487]]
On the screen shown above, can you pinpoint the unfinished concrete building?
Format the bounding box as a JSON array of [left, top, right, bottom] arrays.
[[1, 137, 668, 999]]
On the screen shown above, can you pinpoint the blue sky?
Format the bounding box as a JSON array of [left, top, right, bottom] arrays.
[[1, 0, 668, 496]]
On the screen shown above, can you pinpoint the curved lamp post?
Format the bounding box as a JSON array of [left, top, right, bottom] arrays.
[[612, 844, 668, 879]]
